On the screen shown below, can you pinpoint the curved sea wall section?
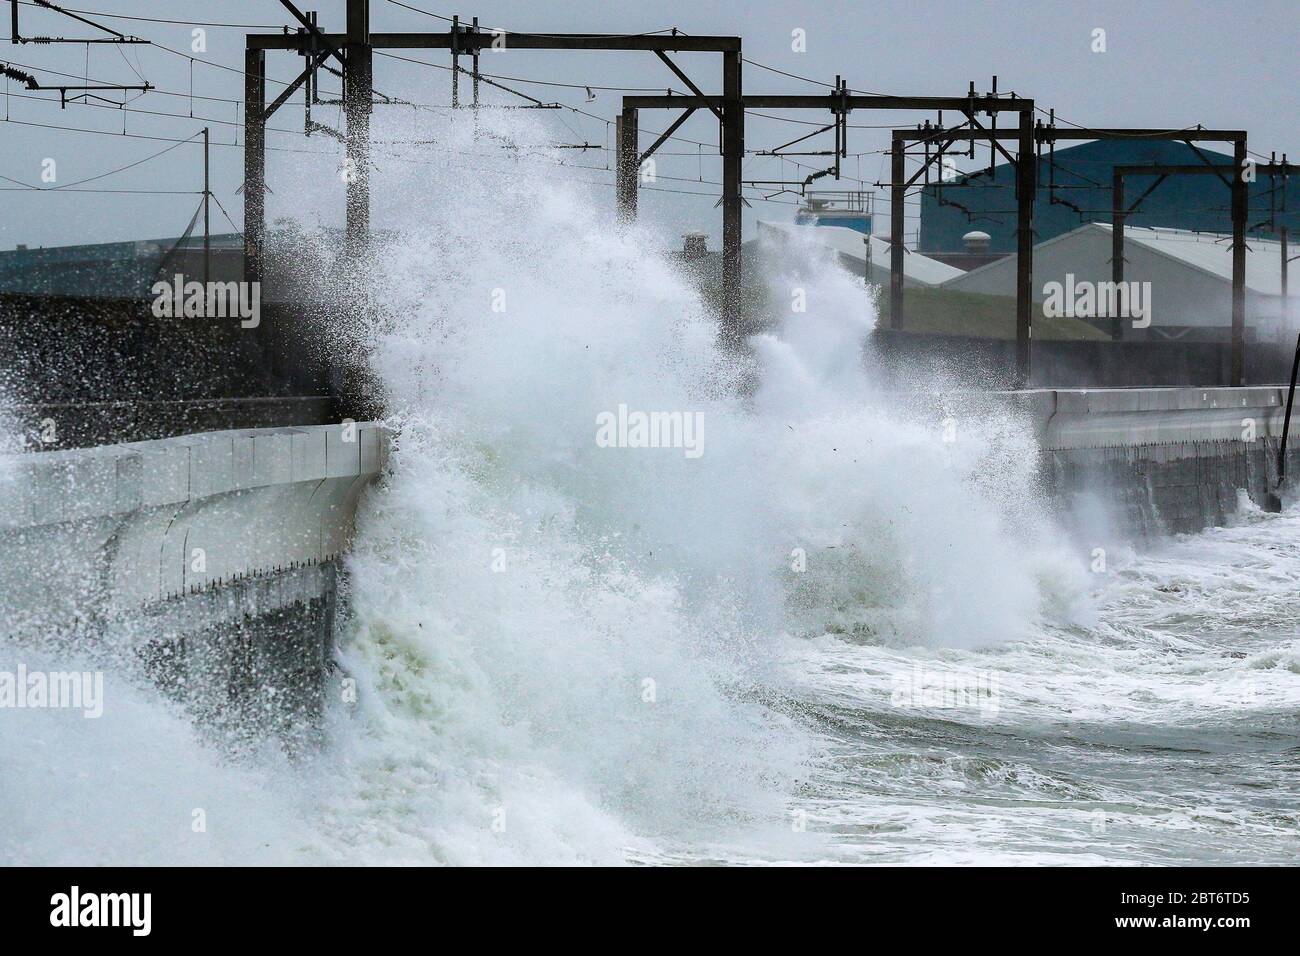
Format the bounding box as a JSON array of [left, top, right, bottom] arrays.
[[1015, 386, 1297, 536], [0, 422, 388, 735], [2, 391, 1290, 628]]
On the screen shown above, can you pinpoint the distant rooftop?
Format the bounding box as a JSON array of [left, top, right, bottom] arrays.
[[945, 222, 1290, 298], [757, 219, 963, 287], [1093, 224, 1288, 296]]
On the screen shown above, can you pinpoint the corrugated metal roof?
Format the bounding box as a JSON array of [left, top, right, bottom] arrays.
[[756, 219, 963, 286], [1095, 224, 1286, 296], [943, 222, 1288, 297]]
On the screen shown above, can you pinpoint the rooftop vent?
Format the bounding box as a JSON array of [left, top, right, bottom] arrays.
[[682, 231, 708, 258], [962, 230, 991, 254]]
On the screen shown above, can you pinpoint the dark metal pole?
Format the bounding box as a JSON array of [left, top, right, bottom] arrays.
[[242, 47, 265, 284], [1282, 154, 1290, 328], [1111, 168, 1124, 340], [203, 125, 210, 287], [472, 16, 479, 110], [889, 130, 904, 331], [451, 14, 459, 108], [344, 0, 371, 263], [615, 107, 638, 222], [1014, 108, 1035, 387], [1231, 140, 1248, 385], [1284, 225, 1291, 325], [1271, 331, 1300, 511], [721, 49, 744, 342]]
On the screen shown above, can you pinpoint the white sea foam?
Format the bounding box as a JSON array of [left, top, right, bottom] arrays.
[[322, 107, 1088, 862]]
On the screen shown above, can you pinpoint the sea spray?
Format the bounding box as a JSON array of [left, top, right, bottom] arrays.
[[328, 105, 1081, 861]]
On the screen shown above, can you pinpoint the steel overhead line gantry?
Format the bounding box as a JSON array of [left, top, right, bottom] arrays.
[[1110, 162, 1250, 382], [1258, 157, 1296, 329], [242, 1, 742, 287], [622, 91, 1036, 374], [9, 0, 149, 44], [896, 125, 1250, 385], [1115, 156, 1297, 385], [7, 0, 153, 105]]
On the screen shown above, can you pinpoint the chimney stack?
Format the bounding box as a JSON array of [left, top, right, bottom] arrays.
[[682, 231, 708, 259]]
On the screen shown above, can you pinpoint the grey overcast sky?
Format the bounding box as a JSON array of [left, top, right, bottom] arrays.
[[2, 0, 1297, 250]]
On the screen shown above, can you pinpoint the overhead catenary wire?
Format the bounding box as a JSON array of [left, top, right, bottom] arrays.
[[44, 128, 200, 190], [3, 102, 796, 210], [21, 3, 1282, 240], [0, 114, 335, 156], [8, 4, 923, 183], [13, 0, 284, 29], [0, 186, 202, 193], [382, 0, 681, 39]]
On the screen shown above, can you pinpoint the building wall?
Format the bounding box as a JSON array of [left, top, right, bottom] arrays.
[[919, 140, 1299, 254]]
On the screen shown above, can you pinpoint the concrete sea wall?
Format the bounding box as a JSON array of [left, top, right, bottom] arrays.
[[2, 387, 1293, 736], [1010, 386, 1298, 536], [0, 421, 388, 737]]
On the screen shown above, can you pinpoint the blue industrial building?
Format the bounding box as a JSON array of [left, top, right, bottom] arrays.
[[919, 140, 1298, 255]]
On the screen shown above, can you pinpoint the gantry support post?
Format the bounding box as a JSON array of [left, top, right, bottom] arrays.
[[344, 0, 372, 263], [1014, 108, 1036, 387], [1283, 225, 1290, 327], [1111, 169, 1125, 341], [1231, 140, 1248, 385], [721, 49, 744, 342], [615, 106, 639, 222], [889, 130, 905, 331], [242, 47, 266, 284], [1282, 155, 1290, 328]]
